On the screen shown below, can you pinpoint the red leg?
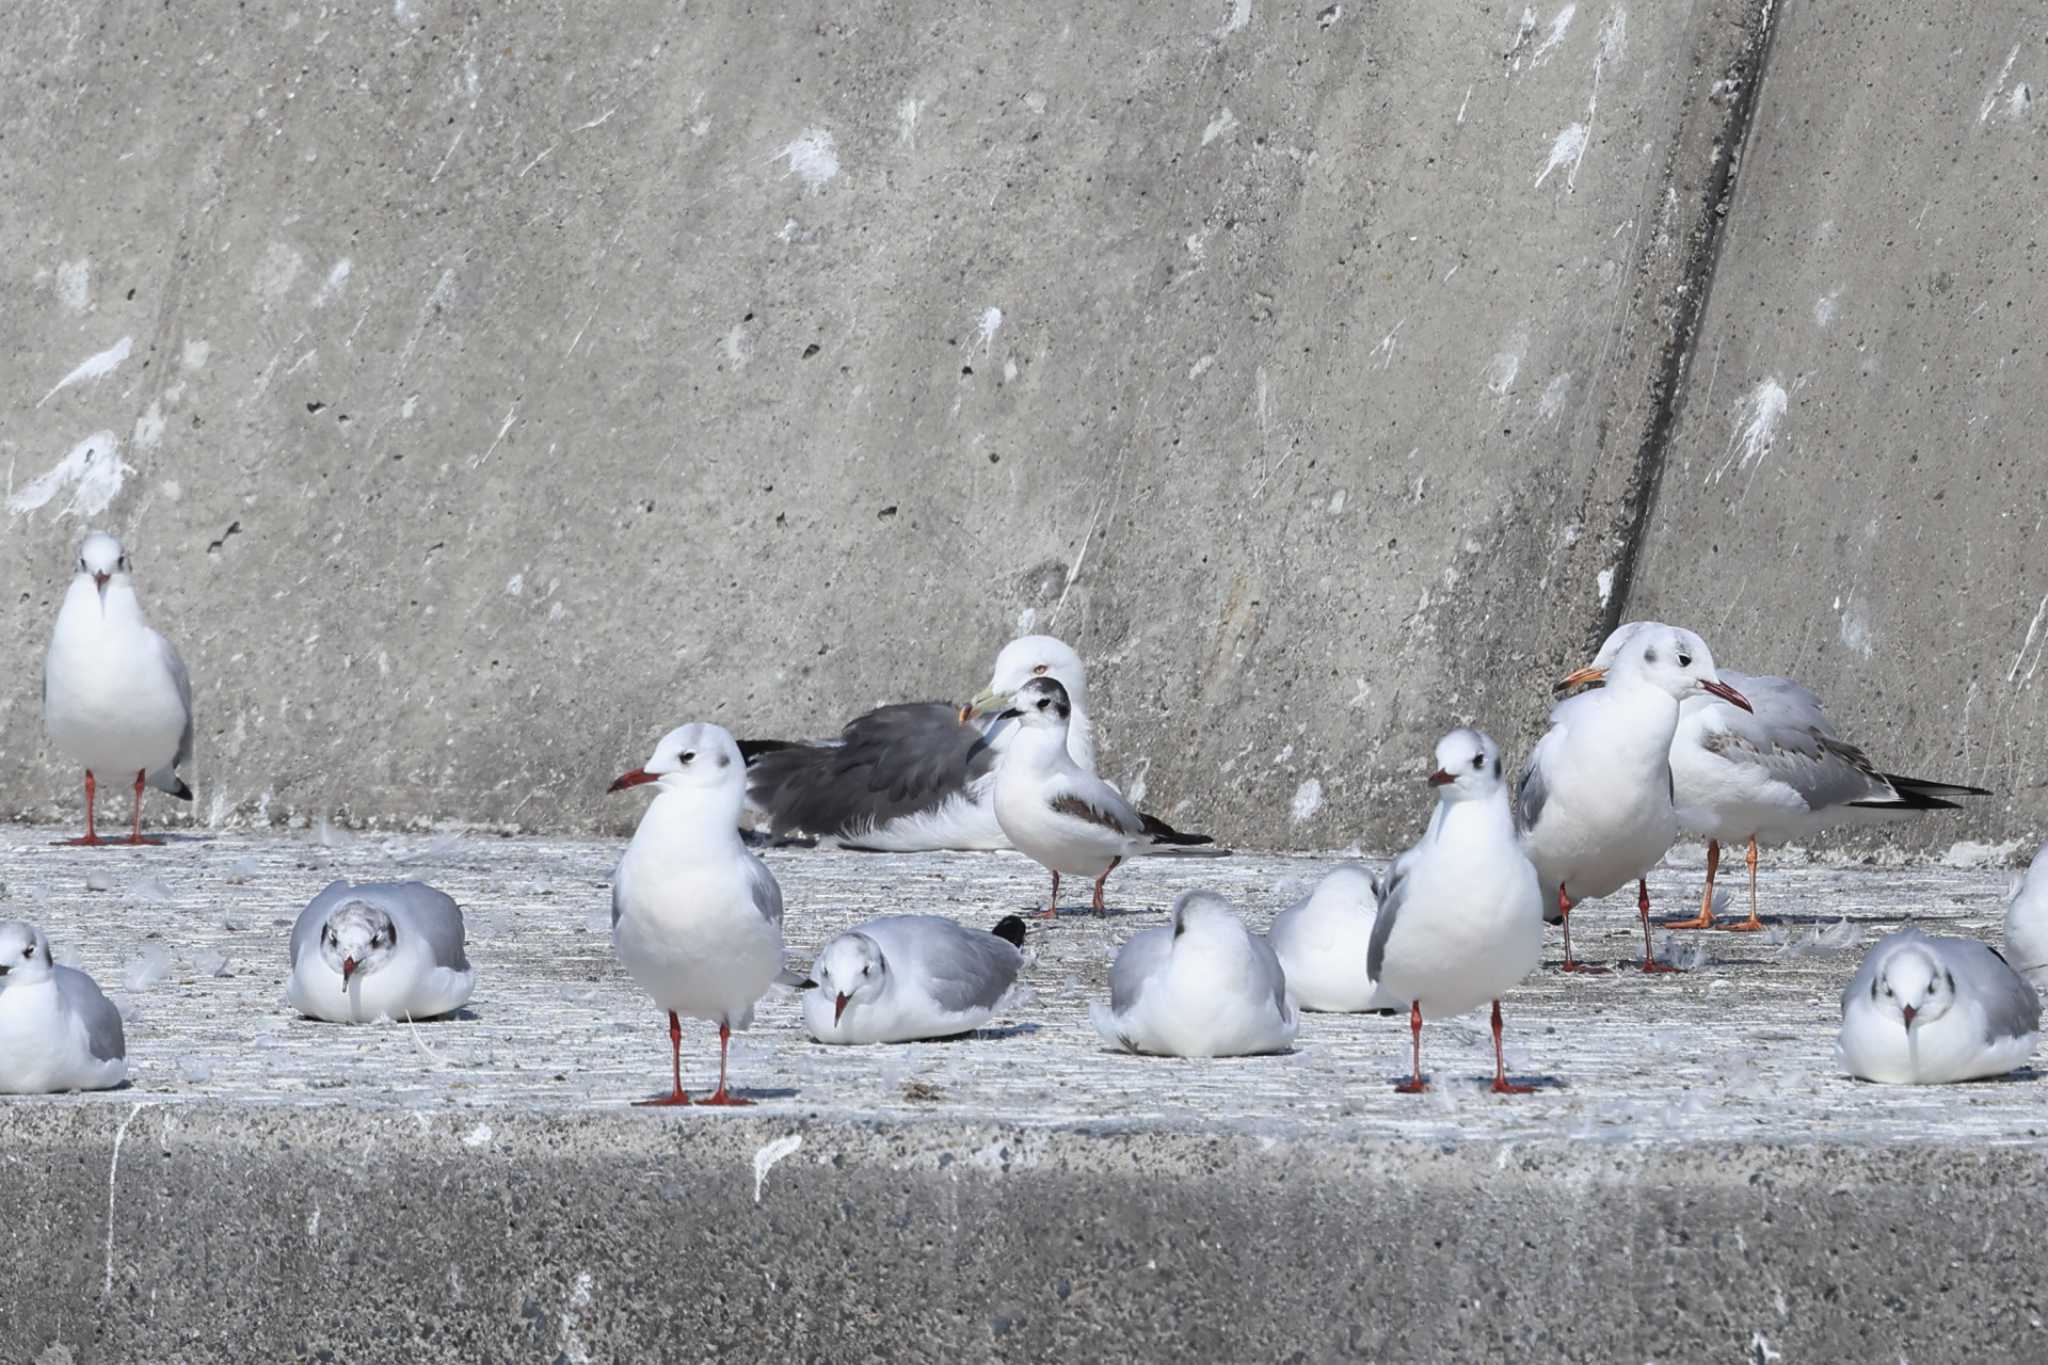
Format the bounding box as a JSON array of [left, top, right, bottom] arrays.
[[1393, 1001, 1429, 1094], [1638, 878, 1679, 973], [1717, 836, 1767, 932], [1663, 839, 1718, 929], [1033, 871, 1062, 920], [56, 770, 103, 846], [1558, 888, 1608, 974], [126, 768, 163, 846], [1490, 1000, 1535, 1094], [633, 1012, 691, 1106], [1091, 857, 1120, 913], [698, 1020, 753, 1107]]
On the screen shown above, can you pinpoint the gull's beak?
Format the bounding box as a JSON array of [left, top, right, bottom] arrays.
[[963, 687, 1010, 722], [341, 956, 358, 993], [1700, 678, 1754, 712], [608, 768, 657, 793], [1554, 664, 1606, 696], [833, 992, 850, 1025], [1901, 1003, 1917, 1030], [93, 571, 110, 602], [1427, 769, 1455, 786]]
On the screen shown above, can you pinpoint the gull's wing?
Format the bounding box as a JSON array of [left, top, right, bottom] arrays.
[[146, 628, 194, 798], [362, 881, 471, 971], [744, 703, 996, 838], [1248, 930, 1294, 1022], [1365, 852, 1415, 984], [743, 850, 784, 928], [872, 916, 1021, 1014], [58, 966, 125, 1063], [1108, 925, 1172, 1015], [1944, 940, 2044, 1045], [1047, 771, 1145, 839]]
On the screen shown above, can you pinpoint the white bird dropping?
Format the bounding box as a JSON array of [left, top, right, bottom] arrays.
[[1839, 929, 2041, 1084], [0, 921, 127, 1093]]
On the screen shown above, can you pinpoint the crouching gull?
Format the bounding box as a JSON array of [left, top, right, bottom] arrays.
[[0, 922, 127, 1094], [740, 635, 1097, 850], [2004, 842, 2048, 989], [286, 879, 476, 1024], [802, 914, 1028, 1044], [609, 723, 788, 1105], [988, 677, 1213, 915], [1369, 729, 1546, 1093], [1575, 621, 1990, 933], [1268, 866, 1402, 1013], [1838, 929, 2041, 1084], [42, 532, 194, 845], [1090, 891, 1297, 1057], [1517, 623, 1752, 973]]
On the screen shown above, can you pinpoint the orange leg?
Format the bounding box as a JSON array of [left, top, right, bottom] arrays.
[[1638, 879, 1679, 973], [1558, 887, 1608, 974], [126, 768, 164, 846], [1033, 871, 1062, 920], [697, 1020, 753, 1107], [1490, 1000, 1535, 1095], [1662, 839, 1718, 929], [1091, 857, 1120, 913], [633, 1012, 691, 1107], [56, 770, 103, 846], [1716, 837, 1767, 932], [1394, 1001, 1428, 1094]]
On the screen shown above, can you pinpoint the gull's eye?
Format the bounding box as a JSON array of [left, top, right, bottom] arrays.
[[1881, 983, 1893, 996], [1036, 698, 1050, 710], [678, 751, 695, 764], [862, 963, 872, 977], [1032, 664, 1048, 675], [118, 555, 129, 571], [1677, 652, 1693, 668], [1926, 983, 1937, 996], [21, 945, 32, 960], [1471, 753, 1484, 770]]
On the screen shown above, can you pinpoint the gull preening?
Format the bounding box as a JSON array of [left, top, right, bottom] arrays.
[[1585, 622, 1990, 932], [285, 879, 476, 1024], [42, 532, 193, 845], [2003, 842, 2048, 988], [1838, 929, 2041, 1084], [802, 914, 1028, 1044], [0, 921, 127, 1094], [742, 635, 1096, 850], [1518, 623, 1751, 973], [989, 676, 1212, 915], [1267, 866, 1401, 1013], [1090, 891, 1297, 1057], [1369, 729, 1546, 1094], [610, 723, 786, 1106]]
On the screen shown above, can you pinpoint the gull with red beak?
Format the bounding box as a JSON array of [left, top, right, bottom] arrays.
[[1516, 623, 1752, 973], [801, 914, 1028, 1044], [41, 532, 194, 846], [285, 879, 475, 1024], [1838, 929, 2040, 1083], [608, 722, 788, 1106]]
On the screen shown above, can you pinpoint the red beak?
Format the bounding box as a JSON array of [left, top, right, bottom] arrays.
[[341, 956, 357, 993], [608, 768, 657, 793], [1901, 1003, 1917, 1030], [1427, 769, 1455, 786], [1701, 678, 1753, 712], [834, 993, 850, 1025], [92, 571, 110, 590]]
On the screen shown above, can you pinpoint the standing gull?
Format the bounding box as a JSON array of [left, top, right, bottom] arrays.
[[1517, 623, 1752, 973], [610, 723, 786, 1106], [1838, 929, 2041, 1084], [1369, 729, 1545, 1093], [1090, 891, 1297, 1057], [1581, 622, 1989, 932], [802, 915, 1028, 1044], [0, 921, 127, 1094], [2003, 841, 2048, 988], [988, 677, 1212, 914], [742, 635, 1102, 850], [285, 879, 476, 1024], [42, 532, 193, 845], [1268, 866, 1402, 1013]]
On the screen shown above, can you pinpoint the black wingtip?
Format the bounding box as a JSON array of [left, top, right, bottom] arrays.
[[736, 738, 800, 764], [1137, 811, 1215, 846], [170, 779, 193, 802], [991, 915, 1028, 947]]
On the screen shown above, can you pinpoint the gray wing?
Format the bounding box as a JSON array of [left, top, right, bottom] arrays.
[[145, 629, 194, 795], [1513, 747, 1550, 838], [872, 916, 1021, 1013], [362, 881, 470, 971], [1248, 931, 1293, 1021], [744, 703, 997, 839], [1049, 773, 1144, 838], [1694, 672, 1893, 813], [289, 878, 354, 964], [56, 966, 125, 1062], [1365, 855, 1413, 983], [743, 851, 784, 928], [1108, 926, 1172, 1015], [1945, 939, 2044, 1044]]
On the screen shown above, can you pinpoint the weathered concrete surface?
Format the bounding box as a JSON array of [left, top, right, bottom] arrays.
[[0, 0, 1779, 846], [1623, 0, 2048, 852], [0, 831, 2044, 1361]]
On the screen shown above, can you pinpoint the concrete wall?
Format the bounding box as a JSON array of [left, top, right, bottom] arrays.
[[5, 0, 2034, 852]]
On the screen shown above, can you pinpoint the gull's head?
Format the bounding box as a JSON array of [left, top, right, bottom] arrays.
[[320, 901, 398, 993], [1426, 727, 1505, 802], [1871, 945, 1955, 1035], [810, 931, 888, 1027], [970, 635, 1087, 718], [608, 723, 743, 796], [76, 532, 129, 600], [1168, 890, 1240, 944], [0, 922, 55, 985], [994, 676, 1072, 733], [1562, 623, 1752, 711]]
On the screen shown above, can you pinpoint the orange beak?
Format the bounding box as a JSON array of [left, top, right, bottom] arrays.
[[1555, 664, 1607, 695], [608, 768, 657, 793]]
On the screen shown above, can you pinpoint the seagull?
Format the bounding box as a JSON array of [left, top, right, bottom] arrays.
[[741, 635, 1099, 850], [0, 921, 126, 1093], [1838, 929, 2041, 1084], [988, 677, 1213, 914], [42, 532, 193, 845], [1267, 866, 1402, 1013], [1089, 890, 1297, 1057], [802, 914, 1028, 1044], [2003, 841, 2048, 988], [609, 723, 787, 1106], [1580, 622, 1990, 932], [1369, 728, 1546, 1093], [1517, 622, 1752, 973], [285, 879, 477, 1023]]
